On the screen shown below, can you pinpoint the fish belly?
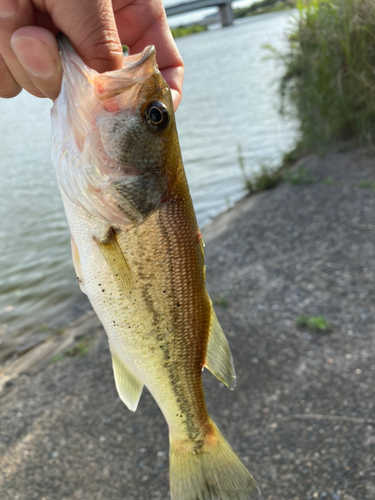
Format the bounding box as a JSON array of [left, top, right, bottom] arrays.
[[62, 191, 211, 441]]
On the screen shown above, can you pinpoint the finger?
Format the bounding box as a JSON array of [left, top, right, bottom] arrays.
[[113, 0, 184, 109], [162, 65, 184, 111], [45, 0, 123, 73], [11, 26, 62, 99], [0, 0, 42, 97], [0, 51, 21, 97]]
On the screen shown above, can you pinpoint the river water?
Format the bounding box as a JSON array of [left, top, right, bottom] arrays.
[[0, 11, 298, 358]]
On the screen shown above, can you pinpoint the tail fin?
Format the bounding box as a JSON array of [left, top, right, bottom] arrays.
[[170, 422, 260, 500]]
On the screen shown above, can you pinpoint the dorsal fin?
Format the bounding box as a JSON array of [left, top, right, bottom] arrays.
[[111, 349, 143, 412], [204, 303, 236, 390]]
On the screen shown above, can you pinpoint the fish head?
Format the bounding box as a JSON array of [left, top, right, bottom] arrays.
[[52, 39, 180, 227]]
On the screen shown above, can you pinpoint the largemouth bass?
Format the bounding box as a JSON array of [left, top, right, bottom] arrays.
[[51, 37, 259, 500]]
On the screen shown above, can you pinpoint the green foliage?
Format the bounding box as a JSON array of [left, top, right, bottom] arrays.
[[213, 294, 228, 307], [50, 335, 96, 364], [39, 323, 50, 332], [358, 180, 375, 192], [296, 314, 330, 331], [238, 145, 281, 194], [322, 176, 334, 185], [171, 25, 207, 38], [67, 337, 94, 357], [234, 0, 294, 18], [284, 166, 315, 184], [273, 0, 375, 149], [50, 354, 64, 363]]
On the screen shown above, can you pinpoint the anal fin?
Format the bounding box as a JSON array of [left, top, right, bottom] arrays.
[[94, 227, 132, 297], [111, 349, 143, 412], [204, 302, 236, 390]]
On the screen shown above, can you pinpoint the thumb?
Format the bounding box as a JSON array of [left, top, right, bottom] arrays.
[[49, 0, 123, 72]]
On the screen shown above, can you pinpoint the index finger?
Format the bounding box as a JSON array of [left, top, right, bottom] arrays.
[[113, 0, 184, 109]]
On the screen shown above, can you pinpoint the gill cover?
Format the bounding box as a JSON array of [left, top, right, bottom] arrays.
[[51, 36, 172, 226]]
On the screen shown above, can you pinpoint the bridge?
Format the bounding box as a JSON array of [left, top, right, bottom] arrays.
[[165, 0, 234, 27]]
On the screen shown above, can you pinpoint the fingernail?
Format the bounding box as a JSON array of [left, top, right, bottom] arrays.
[[0, 0, 18, 18], [11, 36, 56, 79]]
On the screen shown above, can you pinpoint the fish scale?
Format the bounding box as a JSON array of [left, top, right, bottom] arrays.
[[52, 36, 260, 500]]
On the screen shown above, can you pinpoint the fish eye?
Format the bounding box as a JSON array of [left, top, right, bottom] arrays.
[[144, 102, 169, 133]]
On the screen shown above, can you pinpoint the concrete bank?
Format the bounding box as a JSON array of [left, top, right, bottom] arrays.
[[0, 149, 374, 500]]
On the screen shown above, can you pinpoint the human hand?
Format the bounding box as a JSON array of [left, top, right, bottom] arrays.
[[0, 0, 184, 109]]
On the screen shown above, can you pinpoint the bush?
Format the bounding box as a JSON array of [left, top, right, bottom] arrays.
[[274, 0, 375, 148]]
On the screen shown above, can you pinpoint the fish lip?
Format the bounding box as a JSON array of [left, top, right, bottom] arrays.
[[93, 45, 158, 101], [123, 45, 156, 71]]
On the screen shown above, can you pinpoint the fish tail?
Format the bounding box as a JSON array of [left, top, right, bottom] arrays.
[[169, 421, 260, 500]]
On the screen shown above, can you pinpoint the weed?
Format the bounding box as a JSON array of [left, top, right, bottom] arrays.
[[171, 25, 207, 38], [296, 314, 330, 332], [271, 0, 375, 149], [238, 145, 281, 194], [284, 166, 315, 185], [282, 145, 303, 166], [50, 354, 64, 363], [39, 323, 50, 332], [322, 177, 334, 185], [234, 0, 294, 19], [67, 337, 93, 357], [213, 294, 228, 308], [358, 181, 375, 193]]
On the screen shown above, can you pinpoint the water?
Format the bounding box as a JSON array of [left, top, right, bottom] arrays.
[[0, 11, 298, 356]]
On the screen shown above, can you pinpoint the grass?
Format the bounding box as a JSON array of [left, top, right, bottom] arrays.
[[171, 25, 207, 38], [322, 176, 334, 185], [358, 181, 375, 193], [213, 294, 228, 307], [296, 314, 330, 331], [50, 335, 96, 363], [270, 0, 375, 150], [238, 145, 282, 194], [234, 0, 295, 19], [284, 165, 315, 185]]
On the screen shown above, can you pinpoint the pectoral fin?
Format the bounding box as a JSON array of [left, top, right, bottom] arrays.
[[204, 303, 236, 390], [94, 228, 132, 297], [111, 349, 143, 412], [71, 236, 86, 294]]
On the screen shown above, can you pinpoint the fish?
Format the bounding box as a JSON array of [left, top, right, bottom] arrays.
[[51, 36, 259, 500]]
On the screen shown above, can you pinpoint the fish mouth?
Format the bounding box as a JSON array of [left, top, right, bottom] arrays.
[[94, 46, 158, 101]]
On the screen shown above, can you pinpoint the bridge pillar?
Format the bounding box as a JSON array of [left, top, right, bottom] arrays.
[[219, 3, 233, 27]]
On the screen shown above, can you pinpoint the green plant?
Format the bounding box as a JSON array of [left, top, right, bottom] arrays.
[[171, 25, 207, 38], [284, 166, 315, 185], [213, 294, 228, 308], [358, 180, 375, 192], [50, 354, 63, 363], [39, 323, 50, 332], [67, 338, 91, 357], [296, 314, 330, 331], [272, 0, 375, 149], [322, 176, 334, 185], [238, 145, 281, 193], [234, 0, 294, 19]]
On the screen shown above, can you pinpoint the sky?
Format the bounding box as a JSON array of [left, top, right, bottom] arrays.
[[163, 0, 258, 27]]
